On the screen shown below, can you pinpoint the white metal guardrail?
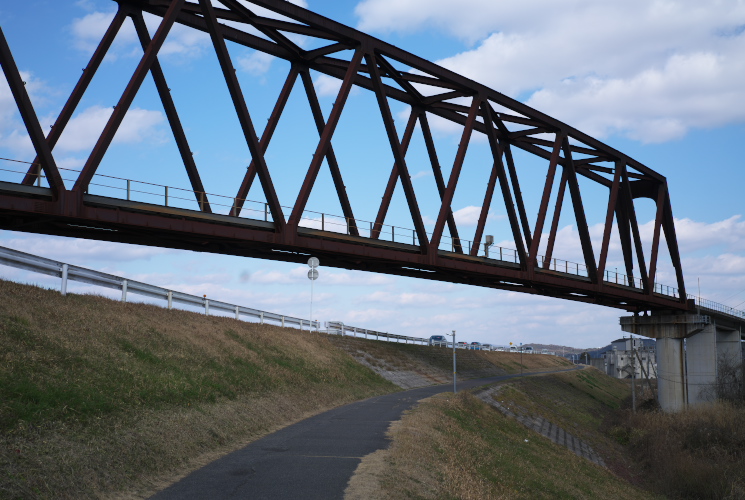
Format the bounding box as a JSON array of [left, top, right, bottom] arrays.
[[0, 245, 319, 330], [325, 321, 429, 345]]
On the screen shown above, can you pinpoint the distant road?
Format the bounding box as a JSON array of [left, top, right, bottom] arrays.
[[150, 367, 580, 500]]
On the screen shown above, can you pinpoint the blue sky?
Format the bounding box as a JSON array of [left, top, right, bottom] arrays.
[[0, 0, 744, 348]]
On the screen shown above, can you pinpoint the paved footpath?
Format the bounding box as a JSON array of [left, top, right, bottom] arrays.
[[150, 368, 580, 500]]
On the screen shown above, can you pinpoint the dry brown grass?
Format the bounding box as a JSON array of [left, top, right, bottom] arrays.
[[330, 335, 572, 383], [619, 401, 745, 499], [0, 279, 397, 499], [347, 388, 658, 500]]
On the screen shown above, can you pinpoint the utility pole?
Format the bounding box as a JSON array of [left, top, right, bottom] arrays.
[[520, 342, 523, 375], [449, 330, 457, 393], [630, 334, 636, 413]]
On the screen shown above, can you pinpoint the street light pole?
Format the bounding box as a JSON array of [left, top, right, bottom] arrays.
[[307, 257, 319, 331]]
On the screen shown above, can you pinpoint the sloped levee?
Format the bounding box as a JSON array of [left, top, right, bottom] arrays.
[[0, 279, 397, 500], [329, 335, 573, 388]]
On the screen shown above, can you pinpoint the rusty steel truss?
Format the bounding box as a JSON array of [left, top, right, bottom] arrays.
[[0, 0, 690, 313]]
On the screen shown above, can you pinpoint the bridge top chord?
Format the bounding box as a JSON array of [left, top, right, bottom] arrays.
[[0, 0, 698, 315]]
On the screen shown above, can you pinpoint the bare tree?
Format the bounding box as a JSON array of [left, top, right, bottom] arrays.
[[714, 351, 744, 404]]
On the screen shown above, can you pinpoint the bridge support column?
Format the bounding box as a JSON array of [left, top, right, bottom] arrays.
[[621, 313, 744, 411], [717, 329, 742, 367], [620, 313, 708, 412], [685, 325, 742, 405], [685, 324, 716, 405], [656, 337, 687, 412]]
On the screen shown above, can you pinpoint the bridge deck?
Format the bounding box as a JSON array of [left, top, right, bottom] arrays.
[[0, 181, 688, 313]]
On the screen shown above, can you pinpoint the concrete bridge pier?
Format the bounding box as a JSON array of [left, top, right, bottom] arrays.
[[620, 314, 743, 412], [656, 337, 687, 412]]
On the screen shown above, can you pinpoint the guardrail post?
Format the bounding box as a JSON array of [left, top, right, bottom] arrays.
[[59, 263, 69, 295], [281, 316, 285, 327], [121, 279, 128, 302], [167, 290, 172, 309], [260, 312, 264, 324], [165, 186, 169, 207], [321, 213, 325, 231], [127, 179, 131, 201], [235, 305, 240, 320], [204, 298, 209, 315]]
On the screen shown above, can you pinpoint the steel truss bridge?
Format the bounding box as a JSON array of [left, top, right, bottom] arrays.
[[0, 0, 703, 315]]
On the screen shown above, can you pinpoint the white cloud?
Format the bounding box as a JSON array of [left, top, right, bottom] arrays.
[[452, 205, 482, 226], [527, 52, 745, 143], [0, 70, 50, 158], [250, 266, 307, 284], [157, 24, 210, 60], [356, 0, 745, 142], [361, 290, 448, 307], [70, 10, 209, 62], [451, 206, 502, 227], [663, 216, 745, 253], [410, 170, 431, 180], [342, 307, 395, 324], [54, 105, 166, 153], [0, 68, 165, 158], [314, 74, 342, 97], [70, 1, 311, 64], [683, 253, 745, 276], [323, 272, 395, 286], [70, 11, 136, 54], [0, 70, 45, 122], [238, 51, 276, 75], [250, 266, 395, 286], [0, 234, 174, 263]]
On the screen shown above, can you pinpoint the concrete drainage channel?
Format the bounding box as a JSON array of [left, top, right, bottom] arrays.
[[476, 385, 606, 467]]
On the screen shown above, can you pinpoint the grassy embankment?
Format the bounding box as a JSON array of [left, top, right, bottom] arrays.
[[330, 334, 573, 384], [347, 367, 660, 500], [0, 279, 402, 499], [0, 277, 563, 499]]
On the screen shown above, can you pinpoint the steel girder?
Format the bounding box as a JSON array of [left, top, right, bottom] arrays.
[[0, 0, 690, 313]]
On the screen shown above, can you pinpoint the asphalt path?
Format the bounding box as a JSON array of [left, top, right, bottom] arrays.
[[150, 367, 581, 500]]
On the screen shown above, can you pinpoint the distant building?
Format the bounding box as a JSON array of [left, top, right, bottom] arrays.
[[602, 337, 657, 380]]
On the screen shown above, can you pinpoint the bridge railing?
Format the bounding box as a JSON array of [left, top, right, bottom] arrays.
[[1, 159, 733, 310], [0, 244, 320, 329], [325, 321, 429, 345], [688, 294, 745, 320]]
